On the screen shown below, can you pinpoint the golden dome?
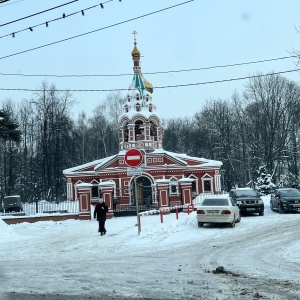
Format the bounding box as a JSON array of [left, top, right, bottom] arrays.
[[131, 31, 140, 57], [131, 43, 140, 57]]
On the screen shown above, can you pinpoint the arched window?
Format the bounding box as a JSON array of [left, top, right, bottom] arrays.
[[136, 94, 140, 100], [136, 103, 141, 111], [204, 180, 211, 192], [201, 173, 213, 193], [170, 178, 178, 194], [124, 123, 129, 142], [150, 121, 157, 138], [135, 120, 143, 140]]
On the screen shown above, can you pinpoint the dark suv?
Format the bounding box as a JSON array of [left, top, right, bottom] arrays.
[[2, 195, 23, 213], [229, 188, 264, 216], [270, 188, 300, 213]]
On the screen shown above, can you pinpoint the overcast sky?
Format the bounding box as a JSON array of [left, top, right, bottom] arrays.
[[1, 0, 300, 119]]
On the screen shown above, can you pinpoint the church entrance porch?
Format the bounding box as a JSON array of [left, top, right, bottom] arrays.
[[130, 176, 153, 206], [114, 176, 156, 217]]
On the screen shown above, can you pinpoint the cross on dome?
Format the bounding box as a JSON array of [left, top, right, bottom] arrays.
[[132, 30, 137, 42]]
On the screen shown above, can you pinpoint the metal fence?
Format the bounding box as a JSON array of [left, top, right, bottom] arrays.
[[1, 200, 159, 217], [1, 194, 216, 217], [114, 204, 159, 217], [0, 200, 79, 216]]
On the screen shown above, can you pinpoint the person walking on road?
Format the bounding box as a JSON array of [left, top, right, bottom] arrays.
[[94, 198, 108, 236]]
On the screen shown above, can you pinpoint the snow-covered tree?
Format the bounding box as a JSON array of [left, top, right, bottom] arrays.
[[255, 166, 277, 193], [279, 171, 299, 188]]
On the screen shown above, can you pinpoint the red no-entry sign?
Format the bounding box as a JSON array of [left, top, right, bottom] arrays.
[[124, 149, 143, 167]]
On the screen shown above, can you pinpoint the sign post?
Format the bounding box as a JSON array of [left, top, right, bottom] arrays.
[[125, 149, 143, 235]]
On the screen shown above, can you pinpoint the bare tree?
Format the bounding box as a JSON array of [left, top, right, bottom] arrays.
[[89, 104, 110, 158], [243, 73, 300, 182], [103, 92, 125, 149], [30, 82, 74, 201], [0, 101, 21, 197]]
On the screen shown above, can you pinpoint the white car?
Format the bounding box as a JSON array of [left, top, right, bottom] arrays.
[[196, 197, 241, 228]]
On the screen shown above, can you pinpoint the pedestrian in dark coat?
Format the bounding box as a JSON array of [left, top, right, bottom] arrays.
[[94, 198, 108, 236]]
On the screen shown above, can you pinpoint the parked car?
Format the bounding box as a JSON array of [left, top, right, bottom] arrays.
[[2, 195, 23, 213], [196, 196, 241, 228], [192, 194, 205, 209], [270, 188, 300, 213], [229, 188, 264, 216]]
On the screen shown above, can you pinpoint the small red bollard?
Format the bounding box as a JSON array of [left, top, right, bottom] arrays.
[[176, 207, 179, 219], [160, 210, 163, 223], [188, 205, 190, 215]]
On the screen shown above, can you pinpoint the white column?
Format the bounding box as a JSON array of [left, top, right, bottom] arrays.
[[214, 175, 221, 193], [67, 182, 73, 200]]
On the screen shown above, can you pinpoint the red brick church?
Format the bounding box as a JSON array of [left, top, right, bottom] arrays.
[[63, 34, 222, 219]]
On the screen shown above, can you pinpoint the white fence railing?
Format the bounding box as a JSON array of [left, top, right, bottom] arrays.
[[0, 200, 79, 216]]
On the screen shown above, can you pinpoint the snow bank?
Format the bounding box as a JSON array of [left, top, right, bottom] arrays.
[[0, 218, 18, 238]]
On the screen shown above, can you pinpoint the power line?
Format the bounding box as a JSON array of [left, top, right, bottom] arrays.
[[0, 0, 79, 27], [0, 68, 299, 92], [155, 69, 300, 89], [0, 55, 298, 78], [0, 0, 113, 39], [0, 0, 24, 7], [0, 0, 195, 60]]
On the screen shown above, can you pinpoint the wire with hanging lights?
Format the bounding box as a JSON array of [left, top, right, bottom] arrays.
[[0, 0, 23, 7], [0, 0, 195, 60], [0, 0, 113, 39], [0, 0, 79, 27]]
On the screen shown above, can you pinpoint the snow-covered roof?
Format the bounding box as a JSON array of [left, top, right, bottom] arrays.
[[156, 179, 170, 183], [94, 154, 118, 171], [170, 151, 222, 167], [63, 155, 117, 175], [64, 149, 222, 177], [150, 149, 222, 167], [120, 110, 159, 121], [63, 160, 101, 175], [178, 178, 195, 182], [75, 183, 93, 187], [147, 149, 187, 166]]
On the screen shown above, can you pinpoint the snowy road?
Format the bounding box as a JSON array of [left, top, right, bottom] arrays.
[[1, 195, 300, 300]]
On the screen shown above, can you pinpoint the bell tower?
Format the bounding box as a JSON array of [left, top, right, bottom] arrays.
[[119, 32, 163, 153]]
